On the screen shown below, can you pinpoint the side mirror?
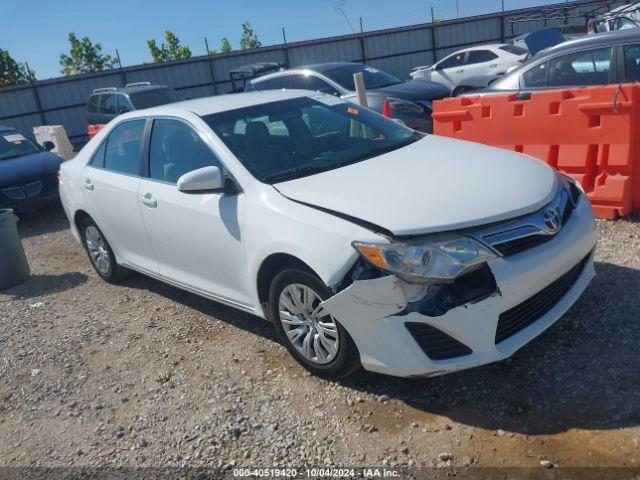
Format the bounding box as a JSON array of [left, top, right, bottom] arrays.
[[177, 166, 224, 193], [43, 141, 55, 151]]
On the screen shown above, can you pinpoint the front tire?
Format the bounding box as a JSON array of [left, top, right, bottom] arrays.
[[269, 269, 360, 378], [81, 218, 128, 283]]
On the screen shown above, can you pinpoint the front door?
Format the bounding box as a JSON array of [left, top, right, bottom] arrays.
[[137, 118, 252, 308]]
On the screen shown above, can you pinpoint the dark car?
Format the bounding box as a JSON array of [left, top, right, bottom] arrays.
[[245, 62, 451, 133], [87, 82, 184, 138], [0, 126, 64, 212], [461, 29, 640, 97]]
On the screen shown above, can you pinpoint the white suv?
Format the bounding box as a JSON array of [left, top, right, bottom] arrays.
[[59, 90, 597, 378]]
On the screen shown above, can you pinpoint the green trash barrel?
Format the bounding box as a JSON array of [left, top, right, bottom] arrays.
[[0, 209, 30, 290]]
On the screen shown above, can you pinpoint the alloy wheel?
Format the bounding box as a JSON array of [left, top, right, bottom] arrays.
[[85, 225, 111, 275]]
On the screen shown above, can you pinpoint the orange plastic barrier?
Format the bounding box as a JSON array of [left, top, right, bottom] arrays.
[[433, 84, 640, 219], [87, 124, 105, 139]]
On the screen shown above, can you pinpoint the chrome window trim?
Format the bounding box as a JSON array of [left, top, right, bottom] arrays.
[[465, 177, 576, 256]]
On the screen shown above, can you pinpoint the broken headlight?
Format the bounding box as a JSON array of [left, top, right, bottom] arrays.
[[353, 235, 498, 284]]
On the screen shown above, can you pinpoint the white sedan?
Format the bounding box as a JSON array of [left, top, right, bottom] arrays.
[[59, 90, 596, 378], [411, 44, 528, 94]]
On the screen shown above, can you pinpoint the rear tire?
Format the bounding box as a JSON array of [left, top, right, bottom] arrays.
[[81, 218, 129, 283], [269, 269, 361, 378]]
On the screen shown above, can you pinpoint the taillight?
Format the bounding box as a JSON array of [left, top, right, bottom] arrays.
[[56, 169, 61, 180]]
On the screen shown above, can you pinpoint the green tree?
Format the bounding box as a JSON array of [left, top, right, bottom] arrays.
[[0, 49, 35, 86], [220, 37, 232, 54], [59, 33, 116, 76], [147, 31, 192, 63], [239, 21, 261, 50]]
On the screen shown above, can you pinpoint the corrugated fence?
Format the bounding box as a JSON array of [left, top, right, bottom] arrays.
[[0, 0, 625, 148]]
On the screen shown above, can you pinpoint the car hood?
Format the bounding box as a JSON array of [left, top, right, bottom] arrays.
[[0, 151, 64, 187], [371, 80, 451, 101], [274, 136, 556, 236]]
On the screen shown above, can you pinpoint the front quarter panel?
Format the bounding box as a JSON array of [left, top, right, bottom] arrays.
[[242, 183, 386, 310]]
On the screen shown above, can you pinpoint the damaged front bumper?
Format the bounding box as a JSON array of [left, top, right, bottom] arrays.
[[320, 194, 597, 378]]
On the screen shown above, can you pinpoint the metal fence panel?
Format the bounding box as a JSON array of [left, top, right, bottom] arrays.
[[288, 39, 363, 66]]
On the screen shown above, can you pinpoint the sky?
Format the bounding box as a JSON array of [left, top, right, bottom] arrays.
[[1, 0, 565, 80]]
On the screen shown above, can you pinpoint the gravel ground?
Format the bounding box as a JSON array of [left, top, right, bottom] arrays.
[[0, 204, 639, 477]]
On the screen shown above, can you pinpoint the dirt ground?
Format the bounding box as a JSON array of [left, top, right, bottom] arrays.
[[0, 204, 639, 479]]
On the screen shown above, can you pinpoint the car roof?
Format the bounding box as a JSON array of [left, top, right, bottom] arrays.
[[463, 43, 509, 51], [542, 28, 640, 56], [90, 84, 170, 96], [297, 62, 362, 73], [124, 90, 313, 118]]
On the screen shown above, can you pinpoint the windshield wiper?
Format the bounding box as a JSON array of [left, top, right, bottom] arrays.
[[265, 164, 335, 183]]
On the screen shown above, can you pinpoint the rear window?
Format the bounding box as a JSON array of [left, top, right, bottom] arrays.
[[129, 88, 184, 110], [499, 45, 529, 56]]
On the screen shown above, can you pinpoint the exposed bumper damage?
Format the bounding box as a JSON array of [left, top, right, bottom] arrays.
[[320, 195, 598, 378]]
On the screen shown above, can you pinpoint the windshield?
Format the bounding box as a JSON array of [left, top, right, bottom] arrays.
[[323, 65, 403, 91], [203, 96, 420, 183], [0, 131, 41, 161], [130, 88, 184, 109]]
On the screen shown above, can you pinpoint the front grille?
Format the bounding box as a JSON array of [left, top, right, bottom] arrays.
[[25, 181, 42, 197], [495, 254, 589, 344], [493, 234, 553, 257], [1, 187, 26, 200], [405, 322, 473, 360]]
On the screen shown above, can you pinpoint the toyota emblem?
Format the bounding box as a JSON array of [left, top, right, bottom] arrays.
[[542, 208, 561, 233]]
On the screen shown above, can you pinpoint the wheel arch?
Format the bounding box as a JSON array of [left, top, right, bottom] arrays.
[[256, 253, 322, 318]]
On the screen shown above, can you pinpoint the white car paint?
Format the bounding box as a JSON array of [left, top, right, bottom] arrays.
[[59, 90, 597, 378], [274, 136, 556, 236], [411, 44, 527, 91]]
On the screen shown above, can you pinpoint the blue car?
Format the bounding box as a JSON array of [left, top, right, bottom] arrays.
[[0, 125, 64, 212]]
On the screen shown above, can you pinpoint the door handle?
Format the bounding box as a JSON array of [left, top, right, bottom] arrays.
[[489, 63, 498, 68], [141, 193, 157, 208], [84, 179, 94, 191], [456, 69, 464, 73]]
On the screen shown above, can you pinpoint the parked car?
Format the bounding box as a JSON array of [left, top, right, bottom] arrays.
[[460, 29, 640, 96], [453, 29, 567, 96], [87, 82, 184, 138], [0, 125, 64, 212], [410, 44, 528, 95], [229, 62, 287, 93], [59, 90, 597, 379], [245, 62, 450, 133], [588, 2, 640, 34]]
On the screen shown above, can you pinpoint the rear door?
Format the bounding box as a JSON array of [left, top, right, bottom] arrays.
[[463, 49, 500, 80], [81, 119, 159, 273]]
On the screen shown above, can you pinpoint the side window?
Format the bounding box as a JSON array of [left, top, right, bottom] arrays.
[[99, 94, 117, 115], [624, 44, 640, 81], [467, 50, 498, 65], [89, 141, 106, 168], [523, 62, 549, 87], [436, 52, 465, 70], [253, 76, 292, 91], [87, 95, 99, 114], [149, 119, 223, 184], [547, 48, 611, 87], [289, 74, 339, 95], [103, 120, 146, 175], [117, 95, 134, 114]]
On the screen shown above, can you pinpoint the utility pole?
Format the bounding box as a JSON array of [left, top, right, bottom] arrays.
[[204, 37, 210, 55], [456, 0, 460, 18], [360, 17, 364, 34], [431, 6, 435, 22]]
